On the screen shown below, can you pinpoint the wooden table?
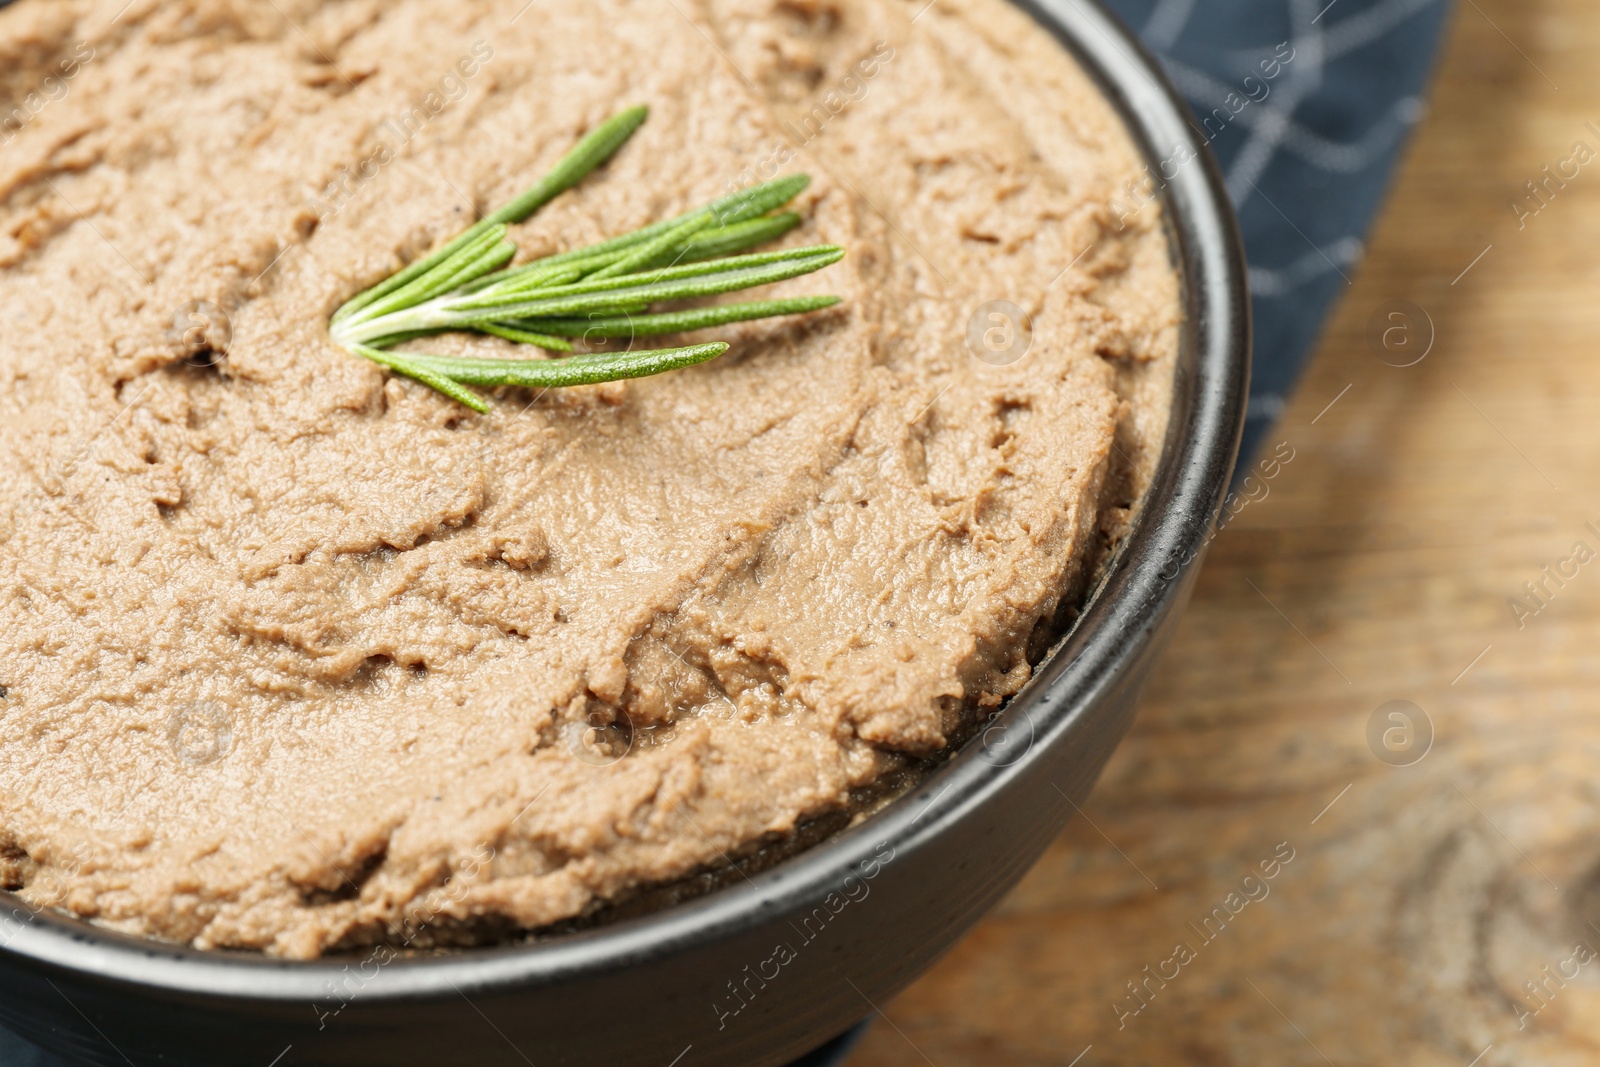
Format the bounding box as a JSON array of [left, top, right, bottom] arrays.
[[846, 1, 1600, 1063]]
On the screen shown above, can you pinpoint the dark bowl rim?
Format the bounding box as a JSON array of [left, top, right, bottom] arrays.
[[0, 0, 1249, 1002]]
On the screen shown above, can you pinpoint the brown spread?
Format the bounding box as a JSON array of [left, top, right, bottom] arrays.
[[0, 0, 1177, 956]]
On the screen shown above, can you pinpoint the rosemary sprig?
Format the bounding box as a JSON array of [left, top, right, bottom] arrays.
[[336, 246, 845, 345], [522, 295, 842, 340], [328, 107, 843, 410]]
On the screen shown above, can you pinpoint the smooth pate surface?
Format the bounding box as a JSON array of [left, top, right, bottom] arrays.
[[0, 0, 1177, 956]]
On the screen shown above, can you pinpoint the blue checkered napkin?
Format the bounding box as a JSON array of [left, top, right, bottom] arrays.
[[1105, 0, 1452, 464]]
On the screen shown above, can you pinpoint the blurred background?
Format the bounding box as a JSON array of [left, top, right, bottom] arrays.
[[845, 0, 1600, 1063]]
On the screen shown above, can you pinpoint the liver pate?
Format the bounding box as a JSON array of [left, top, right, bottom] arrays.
[[0, 0, 1177, 956]]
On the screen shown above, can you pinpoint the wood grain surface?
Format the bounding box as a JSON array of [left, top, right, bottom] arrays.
[[845, 1, 1600, 1063]]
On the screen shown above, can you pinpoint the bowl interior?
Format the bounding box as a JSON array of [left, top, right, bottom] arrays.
[[0, 0, 1248, 1009]]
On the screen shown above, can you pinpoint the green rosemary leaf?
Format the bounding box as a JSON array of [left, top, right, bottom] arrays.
[[414, 238, 518, 303], [521, 295, 841, 339], [400, 342, 730, 388], [564, 209, 802, 284], [456, 245, 843, 312], [355, 345, 491, 413], [460, 260, 588, 296], [466, 248, 844, 321], [584, 210, 714, 281], [332, 106, 648, 325], [679, 213, 802, 263], [527, 174, 813, 273], [706, 174, 812, 226], [478, 322, 575, 351], [457, 176, 812, 300], [482, 105, 649, 227]]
